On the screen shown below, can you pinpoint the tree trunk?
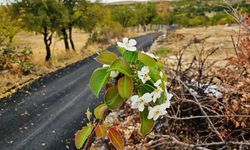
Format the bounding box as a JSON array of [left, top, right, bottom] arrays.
[[45, 44, 51, 61], [143, 25, 146, 32], [61, 28, 70, 51], [43, 28, 53, 61], [69, 26, 75, 51]]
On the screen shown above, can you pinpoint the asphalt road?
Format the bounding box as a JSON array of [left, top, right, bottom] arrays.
[[0, 33, 161, 150]]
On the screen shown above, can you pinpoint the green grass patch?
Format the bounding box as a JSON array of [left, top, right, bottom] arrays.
[[153, 47, 172, 57]]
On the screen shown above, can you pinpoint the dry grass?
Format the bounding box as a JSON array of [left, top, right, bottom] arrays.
[[152, 25, 239, 67]]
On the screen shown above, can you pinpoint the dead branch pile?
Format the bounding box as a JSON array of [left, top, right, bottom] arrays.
[[147, 28, 250, 149]]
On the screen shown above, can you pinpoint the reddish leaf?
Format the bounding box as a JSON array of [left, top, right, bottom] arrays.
[[94, 104, 108, 120], [95, 124, 107, 139], [107, 127, 124, 150], [75, 124, 93, 149]]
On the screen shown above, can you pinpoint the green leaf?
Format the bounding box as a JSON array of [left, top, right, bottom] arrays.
[[148, 66, 161, 82], [140, 83, 155, 94], [75, 124, 93, 149], [94, 104, 108, 120], [108, 59, 132, 77], [138, 52, 157, 67], [118, 76, 134, 100], [89, 67, 110, 97], [107, 127, 125, 150], [140, 109, 155, 137], [155, 94, 166, 105], [96, 51, 118, 65], [156, 61, 165, 69], [95, 124, 107, 139], [116, 46, 126, 54], [105, 86, 124, 110], [123, 51, 138, 64]]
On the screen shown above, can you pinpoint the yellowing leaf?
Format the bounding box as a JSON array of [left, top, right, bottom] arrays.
[[95, 124, 107, 139], [94, 104, 108, 120], [105, 86, 124, 110], [118, 76, 134, 100], [75, 125, 93, 149], [86, 107, 92, 121], [140, 109, 154, 137], [108, 59, 132, 77], [89, 67, 110, 97], [107, 127, 124, 150], [96, 51, 118, 65]]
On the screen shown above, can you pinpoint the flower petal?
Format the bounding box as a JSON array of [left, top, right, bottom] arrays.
[[126, 46, 137, 52], [131, 95, 139, 102], [138, 105, 144, 112], [154, 80, 162, 87], [147, 107, 154, 119], [117, 42, 125, 48], [153, 113, 160, 121], [141, 66, 149, 74], [122, 37, 129, 44], [128, 39, 137, 46], [142, 93, 152, 103]]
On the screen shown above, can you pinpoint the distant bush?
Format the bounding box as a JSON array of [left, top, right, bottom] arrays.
[[90, 21, 123, 44], [0, 45, 34, 75], [209, 13, 236, 25]]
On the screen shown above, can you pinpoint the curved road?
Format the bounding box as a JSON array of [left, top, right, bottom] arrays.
[[0, 33, 161, 150]]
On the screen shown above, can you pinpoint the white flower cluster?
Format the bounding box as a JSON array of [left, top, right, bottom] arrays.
[[117, 37, 173, 121], [133, 68, 173, 121]]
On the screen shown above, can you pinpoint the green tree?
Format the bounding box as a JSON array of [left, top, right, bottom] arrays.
[[59, 0, 88, 51], [0, 6, 19, 45], [11, 0, 67, 61], [111, 5, 136, 27], [135, 3, 157, 31]]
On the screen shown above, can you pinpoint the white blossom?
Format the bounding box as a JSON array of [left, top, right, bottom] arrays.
[[102, 64, 119, 78], [154, 79, 162, 87], [163, 88, 173, 108], [151, 87, 163, 103], [131, 93, 152, 112], [147, 103, 168, 121], [117, 37, 137, 52], [138, 66, 151, 83], [142, 51, 159, 59], [110, 71, 119, 78], [151, 80, 163, 103]]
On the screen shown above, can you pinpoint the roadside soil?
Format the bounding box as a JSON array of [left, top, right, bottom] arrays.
[[0, 29, 151, 98]]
